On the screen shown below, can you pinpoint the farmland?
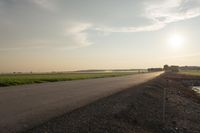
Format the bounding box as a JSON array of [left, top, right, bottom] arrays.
[[0, 71, 144, 87], [179, 70, 200, 76]]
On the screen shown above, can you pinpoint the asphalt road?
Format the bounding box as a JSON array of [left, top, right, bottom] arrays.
[[0, 72, 162, 133]]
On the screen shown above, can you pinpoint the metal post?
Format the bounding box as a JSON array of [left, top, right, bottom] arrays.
[[163, 87, 166, 124]]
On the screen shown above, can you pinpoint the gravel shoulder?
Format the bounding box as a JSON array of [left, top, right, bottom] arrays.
[[26, 73, 200, 133]]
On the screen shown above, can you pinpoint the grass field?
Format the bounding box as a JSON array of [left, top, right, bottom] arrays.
[[178, 70, 200, 76], [0, 71, 142, 87]]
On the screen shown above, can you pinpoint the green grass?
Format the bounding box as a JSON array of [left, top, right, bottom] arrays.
[[0, 72, 141, 87], [178, 70, 200, 76]]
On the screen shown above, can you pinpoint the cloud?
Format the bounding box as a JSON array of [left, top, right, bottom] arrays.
[[22, 22, 93, 49], [30, 0, 56, 11], [95, 22, 166, 33], [146, 0, 200, 23], [0, 0, 200, 50], [96, 0, 200, 33], [64, 22, 93, 48]]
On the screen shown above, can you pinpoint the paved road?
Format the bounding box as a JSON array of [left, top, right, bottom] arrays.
[[0, 72, 162, 133]]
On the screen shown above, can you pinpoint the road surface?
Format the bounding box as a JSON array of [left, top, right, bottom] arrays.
[[0, 72, 162, 132]]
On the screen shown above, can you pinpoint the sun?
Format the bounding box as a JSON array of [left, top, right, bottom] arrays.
[[168, 34, 184, 49]]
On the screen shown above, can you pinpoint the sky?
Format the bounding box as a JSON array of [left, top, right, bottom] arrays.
[[0, 0, 200, 73]]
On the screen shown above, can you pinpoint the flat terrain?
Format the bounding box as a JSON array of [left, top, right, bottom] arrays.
[[27, 73, 200, 133], [0, 71, 142, 87], [0, 72, 162, 133], [179, 70, 200, 76]]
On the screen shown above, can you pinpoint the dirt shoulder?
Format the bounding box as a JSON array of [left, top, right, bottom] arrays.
[[26, 73, 200, 133]]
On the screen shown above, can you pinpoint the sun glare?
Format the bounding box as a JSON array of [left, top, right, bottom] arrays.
[[168, 34, 185, 49]]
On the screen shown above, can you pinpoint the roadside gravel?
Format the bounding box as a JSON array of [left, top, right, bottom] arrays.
[[26, 73, 200, 133]]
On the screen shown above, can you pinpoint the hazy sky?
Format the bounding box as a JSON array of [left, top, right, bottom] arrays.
[[1, 0, 200, 72]]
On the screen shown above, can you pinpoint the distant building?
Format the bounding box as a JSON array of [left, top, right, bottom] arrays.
[[170, 65, 179, 72], [179, 66, 200, 70], [163, 65, 179, 72]]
